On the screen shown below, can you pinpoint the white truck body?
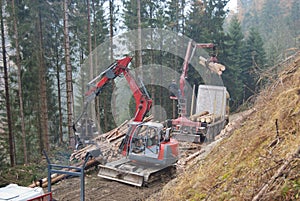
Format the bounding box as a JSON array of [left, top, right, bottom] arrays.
[[0, 184, 44, 201], [195, 85, 227, 142], [196, 85, 227, 120]]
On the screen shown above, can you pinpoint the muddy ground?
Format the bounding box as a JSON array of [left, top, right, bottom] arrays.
[[48, 113, 243, 201], [49, 142, 202, 201], [50, 168, 167, 201]]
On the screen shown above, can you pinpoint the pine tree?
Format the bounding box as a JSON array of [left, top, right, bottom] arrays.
[[11, 0, 27, 163], [186, 0, 229, 44], [3, 0, 65, 161], [260, 0, 290, 64], [186, 0, 207, 42]]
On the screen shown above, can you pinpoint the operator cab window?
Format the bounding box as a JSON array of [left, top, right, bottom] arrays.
[[130, 125, 160, 155]]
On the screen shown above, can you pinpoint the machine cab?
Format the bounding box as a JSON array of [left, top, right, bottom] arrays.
[[128, 122, 179, 165]]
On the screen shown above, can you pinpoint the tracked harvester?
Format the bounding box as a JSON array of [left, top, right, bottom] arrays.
[[74, 57, 179, 187], [98, 121, 178, 186]]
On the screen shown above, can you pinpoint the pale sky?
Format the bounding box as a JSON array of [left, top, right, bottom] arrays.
[[227, 0, 238, 12]]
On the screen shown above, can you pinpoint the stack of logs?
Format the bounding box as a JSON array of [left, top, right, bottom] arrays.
[[70, 115, 154, 162], [190, 111, 221, 124], [199, 56, 226, 75]]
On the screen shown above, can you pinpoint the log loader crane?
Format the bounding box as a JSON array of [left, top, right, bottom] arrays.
[[73, 56, 179, 187], [168, 40, 228, 143]]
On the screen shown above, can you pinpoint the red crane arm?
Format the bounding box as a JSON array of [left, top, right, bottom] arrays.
[[123, 70, 152, 122], [179, 41, 216, 98], [85, 56, 132, 96], [74, 56, 152, 134]]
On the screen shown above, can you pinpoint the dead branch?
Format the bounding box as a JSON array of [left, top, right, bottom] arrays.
[[252, 146, 300, 201]]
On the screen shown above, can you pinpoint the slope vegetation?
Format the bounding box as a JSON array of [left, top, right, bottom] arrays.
[[154, 54, 300, 201]]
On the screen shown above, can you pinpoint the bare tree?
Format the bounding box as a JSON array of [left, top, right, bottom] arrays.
[[63, 0, 74, 146], [1, 0, 15, 166], [11, 0, 27, 163]]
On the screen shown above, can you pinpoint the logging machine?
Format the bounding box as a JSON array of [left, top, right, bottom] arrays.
[[74, 57, 179, 187]]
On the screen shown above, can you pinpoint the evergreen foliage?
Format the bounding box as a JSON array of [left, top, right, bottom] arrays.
[[222, 16, 244, 110], [286, 0, 300, 48], [2, 0, 291, 167], [241, 27, 266, 102], [239, 0, 299, 64]]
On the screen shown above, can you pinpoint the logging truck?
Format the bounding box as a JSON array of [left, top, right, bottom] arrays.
[[168, 40, 229, 143]]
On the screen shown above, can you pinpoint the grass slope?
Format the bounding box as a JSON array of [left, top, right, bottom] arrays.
[[156, 54, 300, 201]]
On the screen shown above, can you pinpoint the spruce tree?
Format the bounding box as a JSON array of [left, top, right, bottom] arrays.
[[223, 16, 244, 110], [241, 27, 266, 102]]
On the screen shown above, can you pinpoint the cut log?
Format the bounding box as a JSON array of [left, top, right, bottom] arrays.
[[190, 111, 209, 121], [178, 149, 205, 165], [108, 131, 127, 143], [199, 56, 226, 75]]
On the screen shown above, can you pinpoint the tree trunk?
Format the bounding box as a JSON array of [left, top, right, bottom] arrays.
[[63, 0, 74, 146], [55, 30, 63, 144], [87, 0, 95, 121], [109, 0, 117, 130], [12, 0, 27, 163], [109, 0, 114, 60], [136, 0, 142, 76], [93, 0, 102, 134], [1, 0, 16, 166], [37, 10, 49, 152]]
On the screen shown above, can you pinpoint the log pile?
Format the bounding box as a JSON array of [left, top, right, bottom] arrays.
[[199, 56, 226, 75], [69, 115, 154, 162], [190, 111, 221, 124], [190, 111, 209, 121], [217, 108, 256, 139]]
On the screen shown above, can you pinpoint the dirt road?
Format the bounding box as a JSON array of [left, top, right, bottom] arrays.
[[50, 168, 171, 201], [49, 142, 202, 201]]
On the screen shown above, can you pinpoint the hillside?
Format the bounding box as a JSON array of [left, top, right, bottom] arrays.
[[151, 53, 300, 201], [237, 0, 294, 20]]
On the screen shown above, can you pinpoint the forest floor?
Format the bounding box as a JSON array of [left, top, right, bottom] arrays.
[[50, 166, 169, 201]]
